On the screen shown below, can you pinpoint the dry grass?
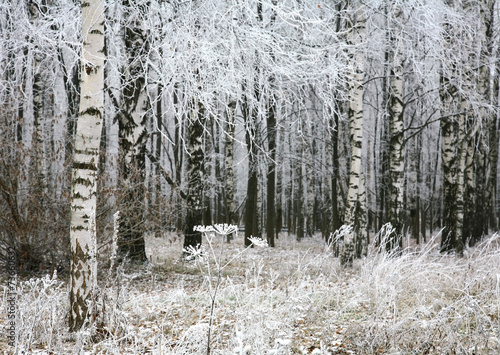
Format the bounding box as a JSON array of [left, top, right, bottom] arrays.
[[1, 230, 499, 354]]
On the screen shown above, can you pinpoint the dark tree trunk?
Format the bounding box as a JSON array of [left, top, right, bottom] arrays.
[[115, 1, 150, 262], [331, 111, 342, 235], [440, 115, 458, 253], [173, 84, 184, 234], [243, 84, 260, 247], [266, 99, 277, 247], [183, 100, 205, 250]]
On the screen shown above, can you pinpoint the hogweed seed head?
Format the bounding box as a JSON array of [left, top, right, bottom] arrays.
[[194, 224, 238, 236]]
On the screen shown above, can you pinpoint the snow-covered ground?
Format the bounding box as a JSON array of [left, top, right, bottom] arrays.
[[2, 231, 500, 354]]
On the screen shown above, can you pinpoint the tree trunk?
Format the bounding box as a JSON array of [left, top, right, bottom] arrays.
[[341, 2, 367, 267], [203, 120, 213, 226], [440, 113, 458, 253], [472, 145, 487, 245], [243, 87, 259, 246], [183, 99, 205, 250], [116, 1, 148, 262], [154, 84, 164, 237], [482, 0, 498, 232], [275, 124, 284, 238], [305, 127, 315, 238], [295, 139, 304, 241], [266, 98, 277, 247], [331, 113, 342, 233], [387, 5, 405, 254], [244, 165, 258, 247], [439, 10, 460, 253], [173, 83, 184, 235], [224, 100, 237, 241], [409, 135, 421, 244], [455, 102, 471, 255], [69, 0, 104, 331]]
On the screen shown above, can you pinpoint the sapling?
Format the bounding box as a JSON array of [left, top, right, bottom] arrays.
[[185, 224, 267, 355]]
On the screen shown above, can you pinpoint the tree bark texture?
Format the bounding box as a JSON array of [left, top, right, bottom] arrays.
[[69, 0, 104, 331], [183, 100, 205, 250], [341, 2, 367, 267], [387, 32, 405, 254], [114, 0, 149, 262]]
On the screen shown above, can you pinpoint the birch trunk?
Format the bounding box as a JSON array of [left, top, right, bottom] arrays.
[[440, 113, 458, 253], [472, 144, 486, 244], [116, 1, 148, 261], [69, 0, 104, 331], [481, 0, 498, 231], [183, 99, 205, 250], [439, 10, 460, 254], [341, 3, 366, 267], [455, 99, 470, 254], [387, 42, 405, 253]]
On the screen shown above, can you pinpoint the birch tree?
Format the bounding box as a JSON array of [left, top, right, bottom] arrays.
[[438, 0, 496, 253], [341, 1, 367, 267], [386, 3, 405, 253], [69, 0, 104, 331], [114, 0, 148, 262], [183, 98, 206, 250]]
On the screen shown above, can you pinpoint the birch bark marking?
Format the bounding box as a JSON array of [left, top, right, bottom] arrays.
[[439, 10, 459, 254], [69, 0, 105, 331], [115, 0, 148, 261], [387, 5, 405, 253], [440, 112, 458, 253], [455, 99, 469, 255], [183, 99, 205, 250], [480, 0, 498, 232], [341, 2, 367, 267]]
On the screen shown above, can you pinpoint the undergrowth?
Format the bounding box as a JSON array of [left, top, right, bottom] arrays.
[[1, 229, 499, 354]]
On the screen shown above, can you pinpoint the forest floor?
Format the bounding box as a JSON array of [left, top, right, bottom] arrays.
[[1, 229, 500, 354]]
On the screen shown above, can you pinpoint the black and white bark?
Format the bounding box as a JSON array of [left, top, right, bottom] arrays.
[[341, 2, 367, 267], [69, 0, 104, 331], [114, 0, 149, 262], [183, 99, 206, 250], [386, 7, 405, 253]]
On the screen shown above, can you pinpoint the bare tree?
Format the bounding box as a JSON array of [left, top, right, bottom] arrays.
[[341, 1, 368, 267], [69, 0, 105, 331]]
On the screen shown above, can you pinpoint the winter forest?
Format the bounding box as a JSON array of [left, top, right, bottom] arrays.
[[1, 0, 500, 353]]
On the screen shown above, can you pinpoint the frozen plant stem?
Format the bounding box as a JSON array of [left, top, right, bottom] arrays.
[[189, 224, 267, 355]]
